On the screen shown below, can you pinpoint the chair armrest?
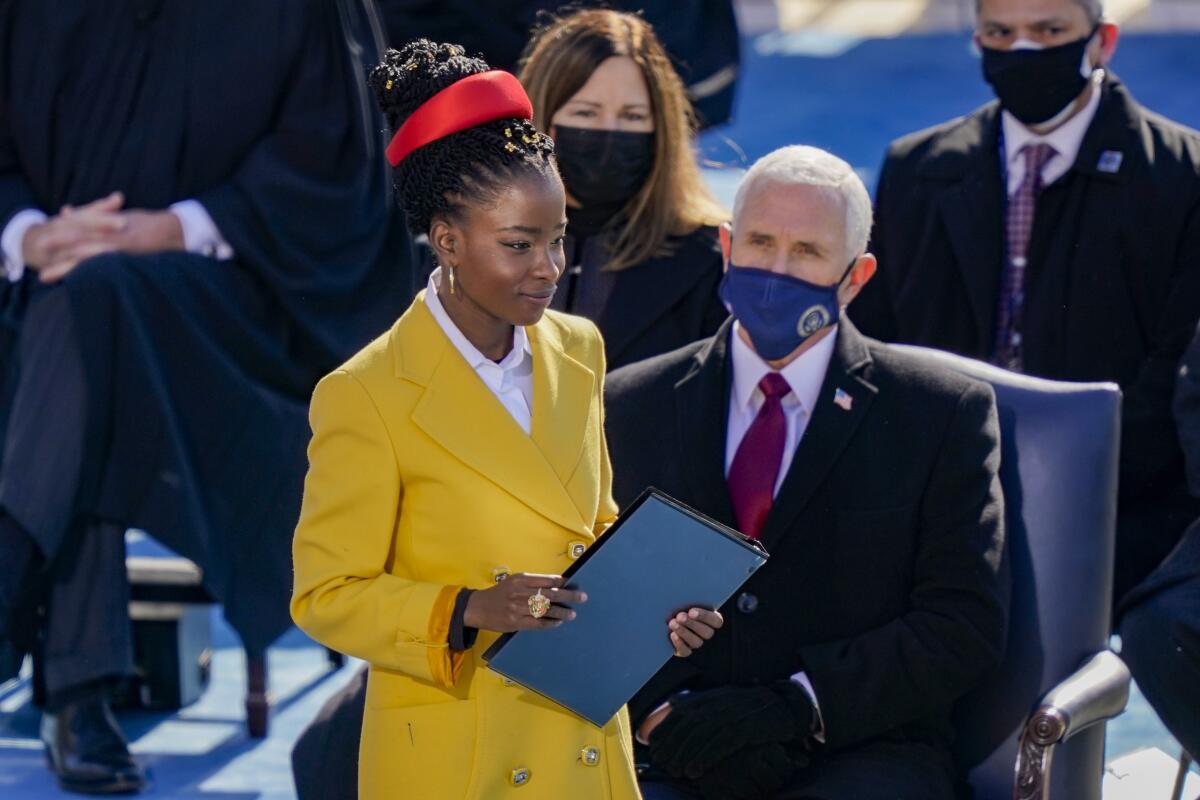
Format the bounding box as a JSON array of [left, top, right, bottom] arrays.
[[1013, 651, 1131, 800]]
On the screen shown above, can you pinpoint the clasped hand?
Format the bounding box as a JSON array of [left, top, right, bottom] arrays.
[[462, 572, 723, 655], [22, 192, 186, 283]]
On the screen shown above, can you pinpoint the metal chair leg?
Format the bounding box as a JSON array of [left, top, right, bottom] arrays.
[[1172, 749, 1193, 800], [245, 651, 269, 738]]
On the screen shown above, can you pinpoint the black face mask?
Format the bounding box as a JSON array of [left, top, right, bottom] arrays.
[[980, 30, 1097, 125], [553, 125, 655, 230]]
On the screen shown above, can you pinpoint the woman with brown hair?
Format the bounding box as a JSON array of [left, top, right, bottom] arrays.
[[518, 8, 729, 370]]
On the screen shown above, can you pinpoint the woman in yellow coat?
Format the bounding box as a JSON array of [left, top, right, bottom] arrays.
[[290, 40, 721, 799]]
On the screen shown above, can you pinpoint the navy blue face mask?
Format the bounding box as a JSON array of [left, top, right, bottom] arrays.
[[718, 260, 856, 361]]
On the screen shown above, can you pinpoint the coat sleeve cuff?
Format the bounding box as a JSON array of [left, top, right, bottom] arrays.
[[169, 199, 235, 260], [448, 588, 479, 651], [789, 671, 826, 743], [426, 584, 470, 688], [2, 209, 48, 282]]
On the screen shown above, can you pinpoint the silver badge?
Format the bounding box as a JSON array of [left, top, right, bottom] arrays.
[[1097, 150, 1123, 174], [797, 306, 831, 337]]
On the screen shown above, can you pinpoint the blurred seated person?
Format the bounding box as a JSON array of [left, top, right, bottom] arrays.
[[606, 145, 1010, 800], [518, 9, 729, 369], [1119, 321, 1200, 760], [0, 0, 411, 794], [376, 0, 740, 127]]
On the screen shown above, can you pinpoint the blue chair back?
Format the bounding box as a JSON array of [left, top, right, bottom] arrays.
[[892, 346, 1121, 800]]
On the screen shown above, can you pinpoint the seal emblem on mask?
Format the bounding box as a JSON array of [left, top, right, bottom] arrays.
[[797, 306, 831, 337]]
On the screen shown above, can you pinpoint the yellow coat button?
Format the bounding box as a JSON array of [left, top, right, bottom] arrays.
[[492, 567, 511, 583], [581, 746, 601, 766], [568, 541, 587, 560], [509, 767, 532, 786]]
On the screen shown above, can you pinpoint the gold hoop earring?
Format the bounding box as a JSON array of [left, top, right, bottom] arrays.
[[447, 266, 457, 296]]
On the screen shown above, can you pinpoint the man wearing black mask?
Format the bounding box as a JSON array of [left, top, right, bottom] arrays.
[[853, 0, 1200, 752]]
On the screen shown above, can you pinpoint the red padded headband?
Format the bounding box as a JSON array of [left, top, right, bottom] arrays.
[[385, 70, 534, 167]]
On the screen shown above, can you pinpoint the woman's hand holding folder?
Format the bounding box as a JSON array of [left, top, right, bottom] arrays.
[[463, 572, 724, 652], [464, 573, 587, 632]]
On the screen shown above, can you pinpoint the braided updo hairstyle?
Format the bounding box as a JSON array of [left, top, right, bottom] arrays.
[[369, 39, 558, 234]]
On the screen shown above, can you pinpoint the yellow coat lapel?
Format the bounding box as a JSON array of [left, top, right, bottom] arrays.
[[528, 321, 594, 490], [394, 295, 594, 535]]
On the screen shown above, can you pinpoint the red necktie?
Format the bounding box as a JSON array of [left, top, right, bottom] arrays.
[[728, 373, 792, 540]]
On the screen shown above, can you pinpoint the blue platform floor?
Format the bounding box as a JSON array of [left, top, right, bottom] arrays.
[[0, 608, 1189, 799], [2, 29, 1199, 799], [0, 613, 361, 800]]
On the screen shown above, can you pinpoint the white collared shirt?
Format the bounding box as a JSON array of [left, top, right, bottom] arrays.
[[722, 320, 837, 738], [424, 268, 534, 435], [1001, 69, 1105, 195], [724, 321, 838, 495]]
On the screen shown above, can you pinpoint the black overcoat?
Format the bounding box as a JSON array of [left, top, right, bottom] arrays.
[[556, 225, 728, 371], [605, 319, 1009, 784], [853, 76, 1200, 598]]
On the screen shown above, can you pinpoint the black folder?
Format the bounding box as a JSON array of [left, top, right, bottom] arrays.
[[482, 488, 768, 726]]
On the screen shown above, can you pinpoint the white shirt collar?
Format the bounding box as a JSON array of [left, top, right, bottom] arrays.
[[424, 268, 532, 373], [729, 321, 838, 415], [1001, 69, 1104, 177]]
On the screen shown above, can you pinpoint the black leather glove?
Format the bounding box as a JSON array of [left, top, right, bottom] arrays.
[[697, 742, 804, 800], [648, 681, 817, 779]]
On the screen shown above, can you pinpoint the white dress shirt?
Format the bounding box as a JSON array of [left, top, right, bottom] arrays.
[[725, 321, 837, 494], [1001, 68, 1104, 196], [1, 198, 234, 283], [168, 200, 235, 261], [729, 321, 835, 736], [424, 268, 534, 435]]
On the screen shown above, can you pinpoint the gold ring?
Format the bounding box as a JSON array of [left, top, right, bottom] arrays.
[[528, 589, 551, 619]]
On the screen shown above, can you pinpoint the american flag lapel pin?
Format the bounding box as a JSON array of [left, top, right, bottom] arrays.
[[834, 388, 853, 412]]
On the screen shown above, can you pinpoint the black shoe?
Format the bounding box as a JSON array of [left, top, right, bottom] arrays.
[[40, 694, 146, 795]]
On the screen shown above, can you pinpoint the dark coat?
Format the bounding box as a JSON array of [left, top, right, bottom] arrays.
[[376, 0, 739, 128], [605, 319, 1009, 781], [554, 225, 728, 371], [852, 76, 1200, 600], [1121, 321, 1200, 607], [1176, 320, 1200, 499], [0, 0, 415, 653]]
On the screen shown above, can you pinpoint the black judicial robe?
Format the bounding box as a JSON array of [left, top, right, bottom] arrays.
[[0, 0, 415, 653]]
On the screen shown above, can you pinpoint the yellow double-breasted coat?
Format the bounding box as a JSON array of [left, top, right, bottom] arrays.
[[291, 292, 641, 799]]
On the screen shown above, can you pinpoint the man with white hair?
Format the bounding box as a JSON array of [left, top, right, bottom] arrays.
[[604, 144, 1010, 800], [854, 0, 1200, 757]]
